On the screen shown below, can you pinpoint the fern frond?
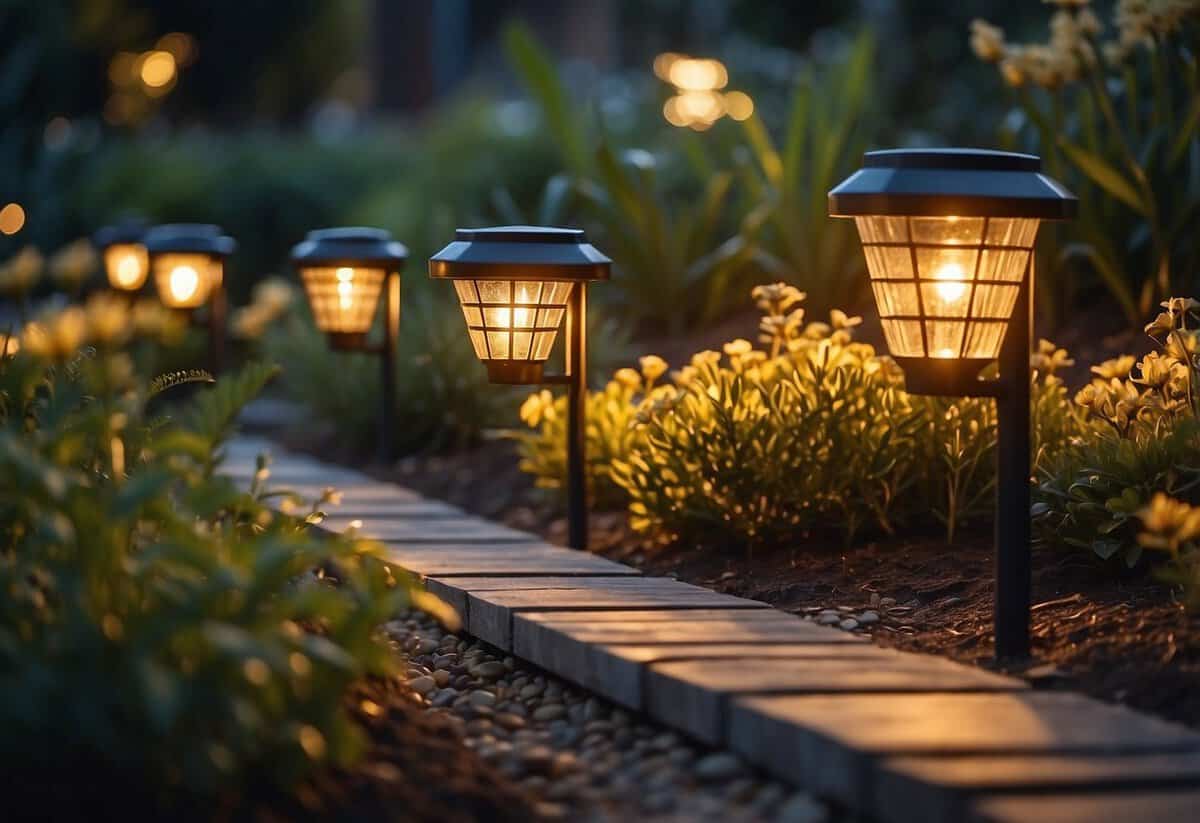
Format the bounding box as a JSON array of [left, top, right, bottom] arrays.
[[149, 369, 215, 400]]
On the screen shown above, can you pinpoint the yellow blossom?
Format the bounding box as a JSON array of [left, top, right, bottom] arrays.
[[614, 367, 641, 391], [21, 306, 86, 360], [1091, 355, 1137, 380], [0, 247, 43, 297], [84, 292, 132, 347], [519, 389, 555, 427], [723, 338, 753, 357], [638, 354, 668, 383], [970, 19, 1007, 62], [49, 239, 98, 291], [1138, 492, 1200, 554]]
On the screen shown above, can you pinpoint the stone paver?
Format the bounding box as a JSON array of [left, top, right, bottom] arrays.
[[728, 692, 1200, 807], [221, 436, 1200, 822], [647, 656, 1024, 745], [878, 751, 1200, 823], [970, 789, 1200, 823]]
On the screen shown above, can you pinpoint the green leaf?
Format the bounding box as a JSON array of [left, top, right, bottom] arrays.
[[1058, 140, 1148, 215], [503, 22, 589, 175]]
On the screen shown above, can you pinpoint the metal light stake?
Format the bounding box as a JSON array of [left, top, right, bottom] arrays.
[[143, 223, 236, 375], [291, 227, 408, 463], [830, 148, 1077, 662], [430, 226, 611, 550]]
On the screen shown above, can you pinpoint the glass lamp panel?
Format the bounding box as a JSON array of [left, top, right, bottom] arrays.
[[971, 284, 1020, 319], [863, 246, 915, 280], [153, 253, 219, 308], [919, 282, 971, 318], [986, 218, 1039, 247], [453, 278, 576, 364], [927, 320, 966, 359], [915, 247, 978, 283], [910, 217, 985, 245], [978, 248, 1030, 283], [855, 216, 908, 243], [104, 243, 149, 291], [300, 266, 386, 333], [871, 281, 919, 317], [963, 322, 1008, 358], [880, 319, 924, 357]]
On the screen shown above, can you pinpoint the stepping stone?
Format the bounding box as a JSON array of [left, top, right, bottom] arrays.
[[970, 789, 1200, 823], [353, 519, 537, 543], [728, 692, 1200, 809], [260, 482, 423, 504], [468, 582, 772, 649], [647, 656, 1024, 746], [383, 545, 638, 577], [425, 574, 683, 613], [519, 638, 896, 710], [318, 500, 466, 519], [222, 462, 368, 485], [878, 751, 1200, 823]]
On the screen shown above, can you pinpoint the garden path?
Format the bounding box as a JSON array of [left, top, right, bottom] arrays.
[[221, 435, 1200, 823]]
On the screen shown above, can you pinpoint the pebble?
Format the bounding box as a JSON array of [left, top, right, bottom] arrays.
[[431, 689, 458, 708], [533, 704, 566, 722], [470, 690, 497, 708], [495, 712, 527, 730], [816, 612, 841, 625], [407, 675, 436, 695], [838, 617, 860, 630], [473, 661, 507, 680], [857, 610, 880, 625], [693, 752, 746, 782], [775, 791, 829, 823], [433, 669, 451, 687]]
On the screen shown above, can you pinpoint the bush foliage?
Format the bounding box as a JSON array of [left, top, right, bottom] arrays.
[[0, 298, 427, 810]]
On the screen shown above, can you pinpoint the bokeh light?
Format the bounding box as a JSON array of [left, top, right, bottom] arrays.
[[0, 203, 26, 235], [139, 51, 177, 89], [654, 53, 753, 131]]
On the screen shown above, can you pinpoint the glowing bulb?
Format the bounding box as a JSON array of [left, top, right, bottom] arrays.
[[936, 347, 955, 358], [494, 307, 511, 327], [932, 262, 968, 303], [336, 267, 354, 310], [513, 307, 532, 327], [115, 253, 141, 287], [169, 265, 199, 301]]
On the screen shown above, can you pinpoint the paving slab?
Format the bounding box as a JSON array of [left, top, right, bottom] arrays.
[[358, 519, 538, 543], [647, 656, 1024, 746], [878, 751, 1200, 823], [425, 575, 684, 614], [520, 637, 897, 709], [469, 584, 773, 649], [318, 500, 467, 519], [382, 546, 639, 578], [728, 692, 1200, 808], [259, 482, 424, 504], [970, 789, 1200, 823]]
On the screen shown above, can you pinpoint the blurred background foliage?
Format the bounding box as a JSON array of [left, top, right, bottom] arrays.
[[4, 0, 1198, 455]]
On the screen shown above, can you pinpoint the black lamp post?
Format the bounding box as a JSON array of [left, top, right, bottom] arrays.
[[829, 148, 1077, 663], [143, 223, 236, 374], [291, 227, 408, 463], [93, 218, 150, 295], [429, 226, 611, 550]]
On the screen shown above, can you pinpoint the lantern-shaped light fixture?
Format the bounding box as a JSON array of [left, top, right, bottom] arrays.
[[291, 227, 408, 350], [829, 149, 1075, 393], [429, 226, 610, 384], [94, 219, 150, 293], [143, 223, 235, 310]]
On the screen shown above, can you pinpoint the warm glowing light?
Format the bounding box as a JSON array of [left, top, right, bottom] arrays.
[[855, 215, 1040, 360], [724, 90, 754, 121], [169, 265, 199, 301], [139, 51, 176, 88], [104, 244, 149, 291], [453, 280, 573, 364], [299, 266, 387, 335], [153, 253, 218, 308], [156, 32, 197, 66], [668, 58, 728, 91], [0, 202, 25, 235]]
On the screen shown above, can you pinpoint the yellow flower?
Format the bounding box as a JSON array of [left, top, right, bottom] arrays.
[[970, 19, 1007, 62], [0, 247, 43, 297], [638, 354, 668, 383], [49, 239, 98, 291], [254, 278, 295, 314], [132, 298, 186, 343], [830, 309, 862, 331], [1138, 492, 1200, 555], [519, 389, 555, 427], [1132, 351, 1187, 389], [1091, 355, 1137, 381], [84, 292, 132, 347], [614, 367, 641, 391], [21, 306, 86, 360], [723, 338, 753, 357], [1145, 311, 1177, 338], [1030, 339, 1075, 374], [690, 350, 721, 369], [232, 305, 271, 340]]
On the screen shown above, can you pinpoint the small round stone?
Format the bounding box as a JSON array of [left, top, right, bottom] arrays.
[[839, 617, 860, 630], [495, 712, 527, 731], [533, 704, 566, 722], [694, 752, 746, 782], [469, 690, 497, 708], [858, 610, 880, 625], [407, 675, 436, 695], [433, 669, 451, 687], [473, 661, 507, 680]]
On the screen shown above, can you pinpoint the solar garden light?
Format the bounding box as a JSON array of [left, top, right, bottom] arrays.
[[291, 227, 408, 463], [829, 148, 1076, 663], [93, 218, 150, 294], [143, 223, 236, 374], [429, 226, 611, 550]]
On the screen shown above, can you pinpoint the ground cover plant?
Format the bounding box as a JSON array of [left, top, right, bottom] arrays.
[[0, 296, 444, 816], [514, 283, 1085, 552]]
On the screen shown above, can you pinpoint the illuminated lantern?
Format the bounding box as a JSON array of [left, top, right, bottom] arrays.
[[144, 223, 234, 310], [93, 219, 149, 292], [291, 227, 407, 350], [430, 226, 611, 548], [291, 227, 407, 461], [830, 148, 1076, 661]]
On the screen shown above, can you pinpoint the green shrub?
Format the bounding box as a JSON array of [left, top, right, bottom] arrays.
[[1034, 297, 1200, 566], [0, 299, 428, 810], [1136, 491, 1200, 610], [515, 283, 1083, 551]]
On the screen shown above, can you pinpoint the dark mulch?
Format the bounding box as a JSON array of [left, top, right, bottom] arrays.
[[361, 439, 1200, 732], [2, 677, 540, 823]]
